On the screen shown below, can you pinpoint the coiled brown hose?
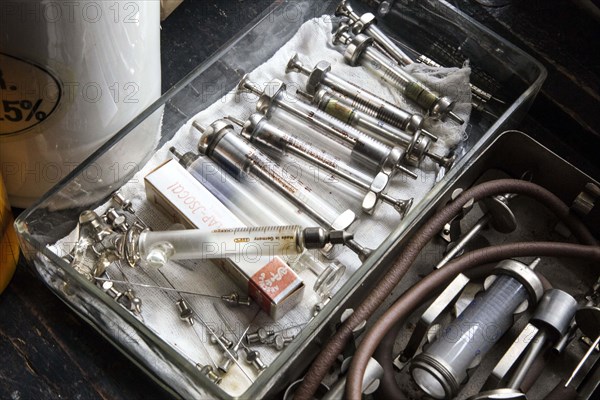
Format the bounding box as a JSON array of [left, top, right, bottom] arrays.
[[295, 179, 597, 400], [356, 242, 600, 399]]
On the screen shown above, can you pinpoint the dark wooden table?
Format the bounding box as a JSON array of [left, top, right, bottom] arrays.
[[2, 1, 599, 399]]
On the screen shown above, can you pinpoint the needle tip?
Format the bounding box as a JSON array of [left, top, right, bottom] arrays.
[[398, 164, 418, 180]]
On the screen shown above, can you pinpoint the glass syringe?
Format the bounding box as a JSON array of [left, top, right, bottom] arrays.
[[410, 259, 544, 399], [333, 23, 464, 124], [294, 86, 443, 168], [128, 225, 351, 267], [335, 1, 503, 110], [237, 76, 425, 176], [169, 147, 348, 298], [193, 119, 372, 261], [226, 113, 413, 216]]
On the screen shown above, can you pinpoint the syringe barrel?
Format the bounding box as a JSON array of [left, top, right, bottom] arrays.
[[246, 116, 375, 185], [319, 73, 421, 142], [351, 134, 394, 170], [206, 129, 343, 228], [411, 274, 528, 399], [276, 94, 362, 148], [186, 157, 314, 227], [363, 46, 413, 88], [138, 226, 302, 264], [275, 99, 393, 171], [313, 89, 414, 145], [361, 47, 441, 114]]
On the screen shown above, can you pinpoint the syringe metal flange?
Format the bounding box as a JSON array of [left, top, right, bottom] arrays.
[[229, 114, 412, 216], [481, 194, 518, 233], [332, 25, 464, 124], [336, 24, 373, 67]]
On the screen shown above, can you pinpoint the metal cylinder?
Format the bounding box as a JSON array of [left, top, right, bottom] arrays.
[[197, 120, 255, 178], [532, 289, 578, 337]]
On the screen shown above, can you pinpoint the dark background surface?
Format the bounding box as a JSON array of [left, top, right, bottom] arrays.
[[2, 1, 599, 399]]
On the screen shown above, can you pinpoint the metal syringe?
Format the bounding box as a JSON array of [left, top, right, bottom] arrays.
[[295, 86, 446, 168], [226, 114, 413, 216], [237, 76, 425, 176], [332, 23, 464, 124], [193, 119, 372, 261]]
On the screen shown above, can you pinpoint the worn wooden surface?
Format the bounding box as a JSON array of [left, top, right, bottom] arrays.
[[2, 1, 599, 399]]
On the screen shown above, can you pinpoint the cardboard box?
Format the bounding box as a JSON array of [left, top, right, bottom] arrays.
[[144, 159, 304, 319]]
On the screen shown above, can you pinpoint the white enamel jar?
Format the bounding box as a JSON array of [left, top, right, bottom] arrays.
[[0, 0, 161, 207]]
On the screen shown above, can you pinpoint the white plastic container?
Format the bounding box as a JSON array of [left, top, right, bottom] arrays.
[[0, 0, 161, 207]]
